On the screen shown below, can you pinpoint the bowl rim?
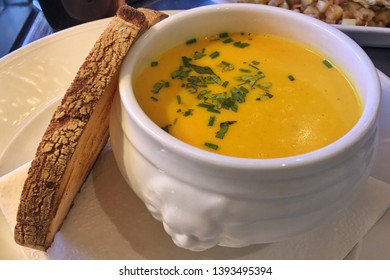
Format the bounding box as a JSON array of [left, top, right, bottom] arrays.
[[118, 3, 381, 170]]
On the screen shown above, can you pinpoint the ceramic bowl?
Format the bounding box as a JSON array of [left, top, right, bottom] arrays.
[[109, 4, 381, 251]]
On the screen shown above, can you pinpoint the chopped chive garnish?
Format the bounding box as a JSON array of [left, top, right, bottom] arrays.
[[231, 88, 245, 103], [208, 115, 216, 126], [151, 61, 158, 67], [182, 109, 193, 116], [188, 64, 215, 75], [233, 41, 250, 48], [206, 92, 226, 101], [197, 89, 210, 99], [240, 86, 249, 94], [209, 75, 222, 85], [204, 142, 218, 150], [176, 95, 181, 104], [322, 59, 333, 69], [288, 75, 295, 81], [197, 103, 214, 109], [209, 51, 220, 59], [182, 56, 192, 67], [150, 96, 158, 101], [221, 61, 231, 66], [222, 81, 229, 88], [239, 71, 265, 87], [161, 125, 170, 132], [171, 66, 191, 79], [216, 121, 236, 139], [257, 82, 272, 90], [151, 80, 166, 94], [222, 38, 234, 44], [239, 68, 252, 73], [219, 61, 234, 71], [249, 63, 259, 70], [198, 102, 221, 113], [256, 92, 274, 101], [219, 32, 229, 38], [186, 38, 197, 45], [216, 126, 228, 139], [207, 107, 221, 114], [251, 60, 260, 65], [194, 48, 206, 60]]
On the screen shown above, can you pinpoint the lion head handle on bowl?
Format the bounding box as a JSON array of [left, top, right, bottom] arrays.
[[144, 174, 230, 251]]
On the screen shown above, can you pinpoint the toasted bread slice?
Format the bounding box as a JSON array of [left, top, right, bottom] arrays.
[[14, 6, 168, 251]]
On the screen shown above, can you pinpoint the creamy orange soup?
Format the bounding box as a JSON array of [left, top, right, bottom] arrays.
[[134, 32, 361, 158]]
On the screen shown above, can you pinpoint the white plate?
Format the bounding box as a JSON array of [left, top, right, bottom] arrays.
[[0, 17, 113, 260], [212, 0, 390, 47], [0, 13, 389, 259]]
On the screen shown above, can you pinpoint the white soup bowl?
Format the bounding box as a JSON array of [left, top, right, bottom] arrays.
[[109, 4, 381, 251]]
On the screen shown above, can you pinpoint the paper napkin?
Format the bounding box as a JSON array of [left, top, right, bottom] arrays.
[[1, 144, 390, 260]]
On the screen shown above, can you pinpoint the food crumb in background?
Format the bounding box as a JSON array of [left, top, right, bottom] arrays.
[[238, 0, 390, 27]]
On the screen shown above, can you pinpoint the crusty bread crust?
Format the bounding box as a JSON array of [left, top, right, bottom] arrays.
[[138, 7, 169, 27], [14, 5, 167, 251]]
